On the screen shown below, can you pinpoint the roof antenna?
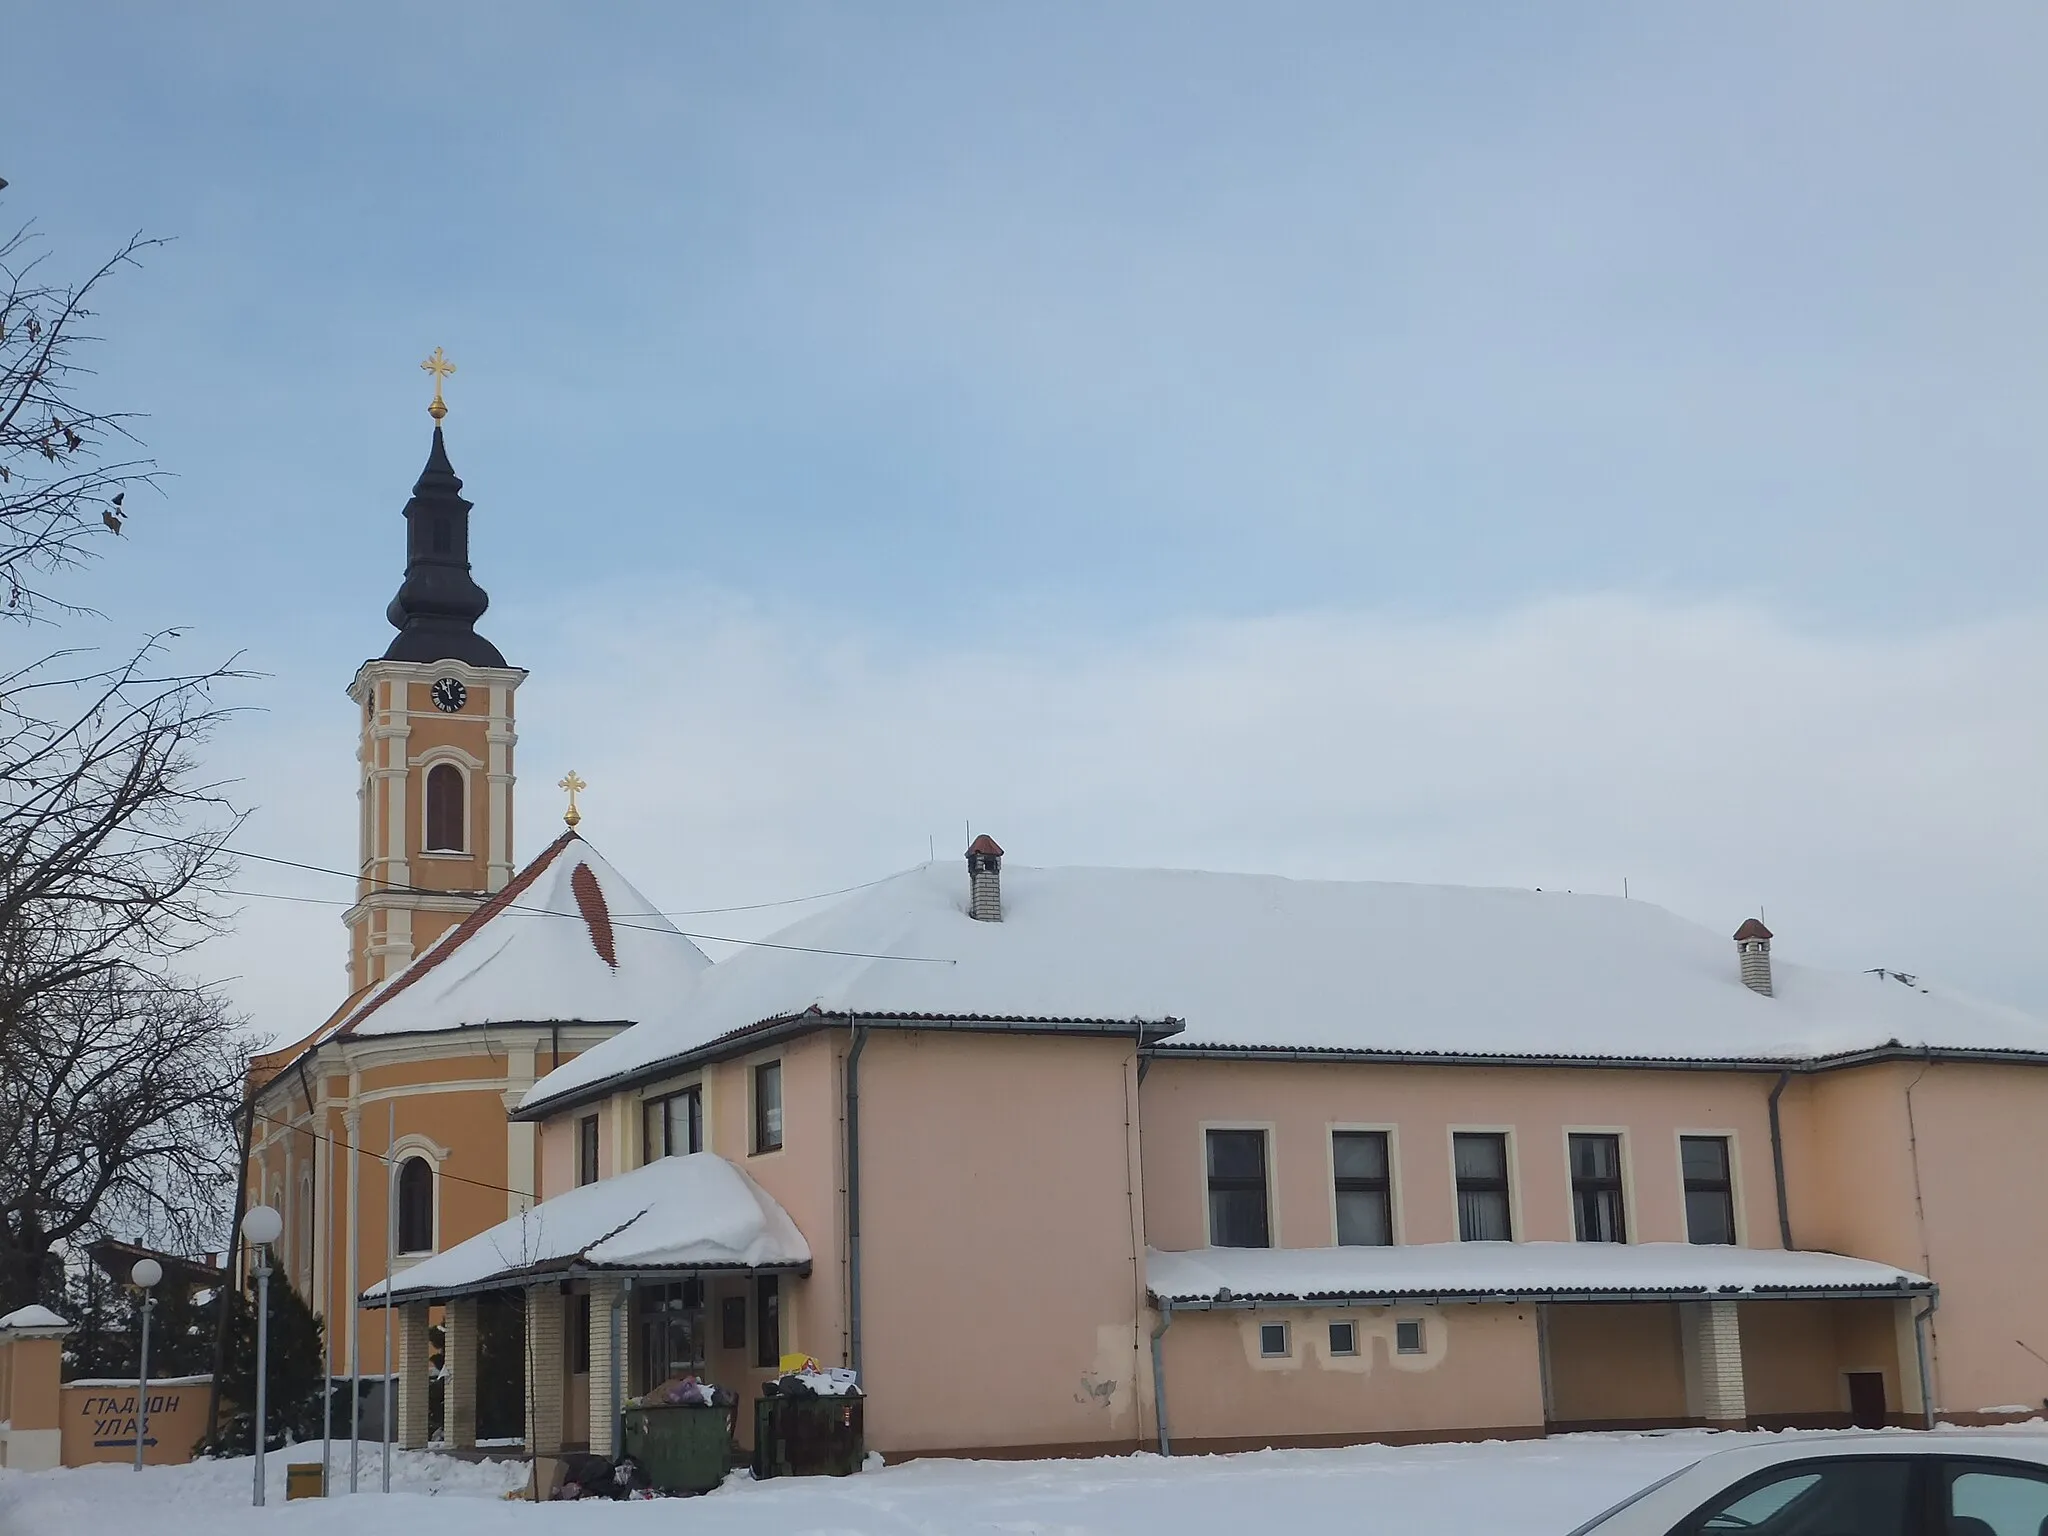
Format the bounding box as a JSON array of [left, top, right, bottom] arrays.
[[1623, 877, 1630, 900]]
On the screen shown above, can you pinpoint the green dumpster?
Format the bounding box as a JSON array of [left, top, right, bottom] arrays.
[[753, 1393, 865, 1479], [622, 1403, 734, 1494]]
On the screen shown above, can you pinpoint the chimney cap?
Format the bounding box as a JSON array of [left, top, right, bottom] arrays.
[[1733, 918, 1773, 942], [967, 834, 1004, 858]]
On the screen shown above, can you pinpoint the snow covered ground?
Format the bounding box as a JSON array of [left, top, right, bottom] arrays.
[[6, 1429, 2046, 1536]]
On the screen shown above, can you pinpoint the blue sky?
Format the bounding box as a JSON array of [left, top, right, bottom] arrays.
[[5, 4, 2046, 1034]]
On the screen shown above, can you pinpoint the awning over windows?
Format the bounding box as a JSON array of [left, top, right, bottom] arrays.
[[363, 1153, 811, 1306], [1146, 1241, 1933, 1308]]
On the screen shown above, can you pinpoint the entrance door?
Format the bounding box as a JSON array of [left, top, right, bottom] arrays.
[[1846, 1370, 1888, 1428]]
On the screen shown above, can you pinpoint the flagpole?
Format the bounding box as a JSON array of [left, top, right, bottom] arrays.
[[349, 1107, 360, 1493], [321, 1096, 334, 1492], [382, 1098, 394, 1493]]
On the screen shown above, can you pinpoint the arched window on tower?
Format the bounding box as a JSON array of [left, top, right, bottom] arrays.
[[397, 1156, 435, 1254], [425, 764, 465, 852]]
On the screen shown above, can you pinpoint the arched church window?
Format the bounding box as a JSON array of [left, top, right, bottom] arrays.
[[397, 1156, 435, 1253], [425, 764, 465, 852]]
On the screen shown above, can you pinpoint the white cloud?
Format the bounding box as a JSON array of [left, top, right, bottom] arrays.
[[203, 590, 2048, 1044]]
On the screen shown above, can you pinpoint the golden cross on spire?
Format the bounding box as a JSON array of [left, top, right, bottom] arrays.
[[420, 347, 456, 422], [557, 770, 587, 829]]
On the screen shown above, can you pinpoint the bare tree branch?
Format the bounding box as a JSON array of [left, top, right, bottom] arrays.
[[0, 222, 168, 619]]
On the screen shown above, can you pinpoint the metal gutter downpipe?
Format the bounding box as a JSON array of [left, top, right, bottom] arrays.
[[1150, 1302, 1173, 1456], [1768, 1071, 1794, 1250], [1915, 1289, 1940, 1429], [846, 1020, 869, 1379]]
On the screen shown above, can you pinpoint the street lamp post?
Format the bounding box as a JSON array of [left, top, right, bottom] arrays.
[[130, 1258, 162, 1472], [241, 1205, 284, 1507]]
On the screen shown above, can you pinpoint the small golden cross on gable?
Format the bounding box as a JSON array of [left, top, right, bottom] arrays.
[[557, 770, 587, 829], [420, 347, 457, 421]]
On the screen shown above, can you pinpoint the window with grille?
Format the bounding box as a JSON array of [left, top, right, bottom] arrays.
[[1206, 1128, 1271, 1248], [1569, 1133, 1627, 1243], [1453, 1132, 1512, 1241], [1682, 1135, 1737, 1245], [1332, 1130, 1392, 1246]]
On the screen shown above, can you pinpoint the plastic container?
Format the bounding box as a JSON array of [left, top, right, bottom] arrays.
[[621, 1403, 733, 1495], [752, 1393, 865, 1479]]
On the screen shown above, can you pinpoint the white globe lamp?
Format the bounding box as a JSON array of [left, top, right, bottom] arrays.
[[241, 1204, 283, 1504]]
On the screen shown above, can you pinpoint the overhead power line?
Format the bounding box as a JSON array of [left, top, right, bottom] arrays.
[[142, 830, 952, 965]]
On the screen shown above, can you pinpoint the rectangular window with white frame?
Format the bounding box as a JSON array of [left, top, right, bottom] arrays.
[[1205, 1127, 1271, 1248], [1569, 1132, 1627, 1243], [1681, 1134, 1737, 1245], [1453, 1131, 1512, 1241], [1332, 1129, 1393, 1246]]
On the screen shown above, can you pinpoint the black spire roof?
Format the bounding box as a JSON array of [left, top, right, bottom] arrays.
[[381, 426, 508, 668]]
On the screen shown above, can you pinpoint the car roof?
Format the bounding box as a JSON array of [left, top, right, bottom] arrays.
[[1689, 1432, 2048, 1476]]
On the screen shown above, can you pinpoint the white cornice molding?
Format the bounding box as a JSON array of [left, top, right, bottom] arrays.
[[349, 658, 529, 702]]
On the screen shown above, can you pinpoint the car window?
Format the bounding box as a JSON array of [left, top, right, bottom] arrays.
[[1683, 1458, 1914, 1535], [1948, 1463, 2048, 1536]]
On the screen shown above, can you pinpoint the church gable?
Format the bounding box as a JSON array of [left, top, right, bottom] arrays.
[[336, 831, 707, 1038]]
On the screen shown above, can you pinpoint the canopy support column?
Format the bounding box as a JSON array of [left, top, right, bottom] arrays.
[[396, 1301, 432, 1449], [524, 1286, 565, 1457], [587, 1278, 622, 1457], [443, 1296, 479, 1451], [1680, 1299, 1747, 1427]]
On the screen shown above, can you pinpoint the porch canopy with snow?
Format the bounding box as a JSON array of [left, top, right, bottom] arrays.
[[360, 1155, 810, 1460], [1147, 1243, 1937, 1439]]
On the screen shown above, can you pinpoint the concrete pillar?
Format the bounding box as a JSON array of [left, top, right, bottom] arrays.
[[397, 1301, 433, 1449], [443, 1296, 479, 1451], [525, 1286, 564, 1456], [1681, 1300, 1747, 1425], [587, 1279, 622, 1457]]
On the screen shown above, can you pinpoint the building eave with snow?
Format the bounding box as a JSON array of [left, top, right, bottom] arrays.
[[439, 836, 2048, 1467]]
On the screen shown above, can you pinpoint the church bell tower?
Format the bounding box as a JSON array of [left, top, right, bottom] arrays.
[[344, 352, 526, 991]]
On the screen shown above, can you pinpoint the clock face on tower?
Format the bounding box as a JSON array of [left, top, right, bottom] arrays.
[[429, 677, 468, 713]]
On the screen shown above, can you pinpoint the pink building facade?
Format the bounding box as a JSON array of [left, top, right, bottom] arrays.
[[375, 843, 2048, 1464]]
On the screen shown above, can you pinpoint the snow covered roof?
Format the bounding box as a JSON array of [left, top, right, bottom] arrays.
[[0, 1304, 72, 1333], [338, 832, 711, 1039], [523, 861, 2048, 1112], [1146, 1242, 1934, 1305], [364, 1153, 810, 1304]]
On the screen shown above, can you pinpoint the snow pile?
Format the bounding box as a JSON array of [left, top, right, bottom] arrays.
[[1147, 1241, 1933, 1304], [0, 1305, 71, 1332], [0, 1445, 526, 1536], [366, 1153, 809, 1302], [342, 833, 710, 1039], [15, 1430, 2048, 1536], [526, 861, 2048, 1111]]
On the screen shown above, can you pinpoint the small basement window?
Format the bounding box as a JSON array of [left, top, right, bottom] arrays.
[[1395, 1319, 1425, 1355], [1328, 1320, 1358, 1357], [1259, 1321, 1289, 1358]]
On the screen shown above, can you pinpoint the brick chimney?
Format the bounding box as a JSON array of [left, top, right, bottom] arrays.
[[966, 835, 1004, 922], [1733, 918, 1773, 997]]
